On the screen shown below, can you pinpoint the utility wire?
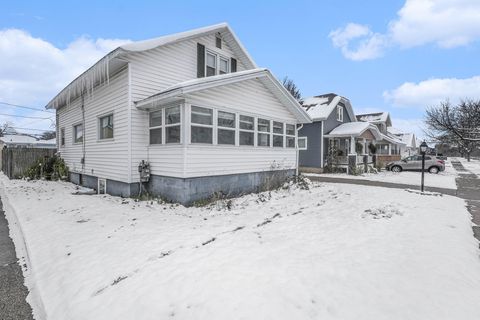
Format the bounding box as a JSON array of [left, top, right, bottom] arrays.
[[10, 126, 54, 132], [0, 113, 53, 120], [0, 101, 54, 114]]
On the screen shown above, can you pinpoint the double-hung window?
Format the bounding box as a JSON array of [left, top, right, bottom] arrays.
[[217, 111, 236, 145], [239, 115, 254, 146], [272, 121, 284, 147], [286, 124, 295, 148], [191, 106, 213, 144], [73, 124, 83, 144], [149, 110, 163, 144], [60, 128, 65, 146], [219, 57, 229, 75], [165, 106, 181, 143], [206, 51, 217, 77], [257, 118, 270, 147], [99, 114, 113, 140]]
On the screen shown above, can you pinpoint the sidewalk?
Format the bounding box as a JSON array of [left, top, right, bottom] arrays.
[[306, 175, 457, 196], [0, 198, 34, 320], [451, 160, 480, 242]]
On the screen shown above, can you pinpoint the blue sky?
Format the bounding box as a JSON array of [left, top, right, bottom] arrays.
[[1, 0, 480, 138]]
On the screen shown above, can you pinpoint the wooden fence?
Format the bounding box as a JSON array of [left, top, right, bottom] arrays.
[[1, 147, 56, 179]]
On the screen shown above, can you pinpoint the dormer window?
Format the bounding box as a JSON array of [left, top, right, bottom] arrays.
[[337, 106, 344, 122]]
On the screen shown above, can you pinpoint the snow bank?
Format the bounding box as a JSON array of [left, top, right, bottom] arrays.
[[1, 174, 480, 320]]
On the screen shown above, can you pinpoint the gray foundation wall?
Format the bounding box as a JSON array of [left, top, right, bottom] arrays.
[[68, 169, 295, 206]]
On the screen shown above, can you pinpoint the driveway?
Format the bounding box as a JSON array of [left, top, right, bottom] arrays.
[[0, 198, 34, 320]]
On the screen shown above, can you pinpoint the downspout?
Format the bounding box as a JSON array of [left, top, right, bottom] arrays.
[[81, 94, 86, 172], [296, 123, 304, 176]]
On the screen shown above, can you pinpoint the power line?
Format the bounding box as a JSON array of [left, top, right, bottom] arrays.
[[0, 101, 54, 114], [10, 126, 55, 132], [0, 113, 53, 120]]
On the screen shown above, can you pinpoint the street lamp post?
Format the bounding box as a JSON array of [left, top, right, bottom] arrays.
[[420, 141, 428, 192]]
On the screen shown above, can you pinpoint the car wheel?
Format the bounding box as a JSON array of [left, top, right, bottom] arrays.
[[391, 165, 402, 173], [428, 166, 439, 174]]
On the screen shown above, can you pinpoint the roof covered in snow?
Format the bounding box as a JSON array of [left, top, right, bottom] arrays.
[[300, 93, 356, 122], [0, 135, 56, 148], [356, 112, 392, 127], [387, 128, 417, 148], [136, 68, 312, 123], [325, 122, 381, 139], [46, 23, 257, 110]]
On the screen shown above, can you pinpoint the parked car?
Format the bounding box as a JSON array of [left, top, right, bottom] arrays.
[[385, 155, 445, 173]]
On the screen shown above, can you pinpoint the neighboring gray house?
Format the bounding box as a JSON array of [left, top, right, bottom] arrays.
[[45, 23, 311, 205]]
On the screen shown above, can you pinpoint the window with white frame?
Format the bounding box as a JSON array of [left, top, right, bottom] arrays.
[[272, 121, 284, 147], [149, 110, 162, 144], [286, 124, 295, 148], [191, 106, 213, 144], [165, 106, 181, 143], [206, 51, 217, 77], [298, 137, 308, 150], [60, 128, 65, 146], [217, 111, 236, 145], [337, 106, 344, 122], [219, 57, 229, 75], [99, 114, 113, 140], [239, 115, 254, 146], [73, 124, 83, 143], [257, 118, 270, 147]]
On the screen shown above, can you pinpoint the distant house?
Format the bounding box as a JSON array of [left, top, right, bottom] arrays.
[[387, 127, 417, 156], [355, 112, 405, 157], [0, 134, 56, 149], [45, 23, 311, 204]]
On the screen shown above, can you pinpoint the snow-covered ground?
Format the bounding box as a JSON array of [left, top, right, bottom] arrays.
[[311, 160, 458, 190], [2, 174, 480, 320], [455, 157, 480, 176]]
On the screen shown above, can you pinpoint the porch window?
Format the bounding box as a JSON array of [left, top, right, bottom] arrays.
[[217, 111, 235, 145], [239, 115, 254, 146], [286, 124, 295, 148], [336, 106, 343, 122], [149, 110, 162, 144], [191, 106, 213, 144], [73, 124, 83, 144], [257, 118, 270, 147], [165, 106, 181, 143], [99, 114, 113, 140], [272, 121, 284, 147], [206, 51, 217, 77]]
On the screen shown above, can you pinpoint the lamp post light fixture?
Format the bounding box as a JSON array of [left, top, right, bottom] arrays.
[[419, 141, 428, 192]]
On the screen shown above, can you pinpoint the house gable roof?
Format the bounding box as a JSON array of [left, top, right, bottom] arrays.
[[300, 93, 356, 122], [356, 112, 392, 127], [45, 23, 257, 110], [135, 68, 311, 123]]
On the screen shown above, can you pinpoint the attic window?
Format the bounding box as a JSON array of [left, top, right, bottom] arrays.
[[216, 36, 222, 49], [336, 106, 344, 122]]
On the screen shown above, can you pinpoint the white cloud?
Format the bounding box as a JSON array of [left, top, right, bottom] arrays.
[[329, 23, 387, 61], [330, 0, 480, 60], [383, 76, 480, 108], [0, 29, 130, 131]]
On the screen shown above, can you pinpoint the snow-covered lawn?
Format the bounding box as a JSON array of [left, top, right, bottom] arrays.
[[2, 174, 480, 320], [311, 160, 458, 190], [455, 157, 480, 176]]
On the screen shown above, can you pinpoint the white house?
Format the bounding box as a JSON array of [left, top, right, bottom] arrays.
[[46, 23, 311, 204], [387, 127, 417, 156]]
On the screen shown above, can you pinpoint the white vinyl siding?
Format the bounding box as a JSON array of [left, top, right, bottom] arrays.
[[57, 68, 129, 182]]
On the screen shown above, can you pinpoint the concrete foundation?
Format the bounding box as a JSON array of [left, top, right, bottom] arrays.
[[68, 169, 295, 206]]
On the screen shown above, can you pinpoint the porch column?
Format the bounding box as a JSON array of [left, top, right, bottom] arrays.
[[388, 144, 391, 155], [350, 136, 356, 155], [363, 138, 367, 154]]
